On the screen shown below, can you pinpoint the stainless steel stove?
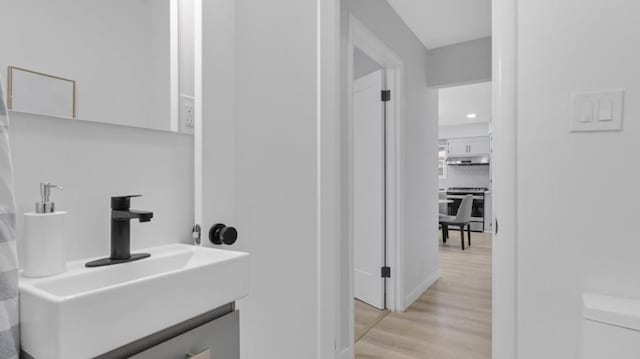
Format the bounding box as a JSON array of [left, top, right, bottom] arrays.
[[444, 187, 489, 232], [446, 187, 489, 194]]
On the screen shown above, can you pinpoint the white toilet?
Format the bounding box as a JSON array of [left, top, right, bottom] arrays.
[[581, 293, 640, 359]]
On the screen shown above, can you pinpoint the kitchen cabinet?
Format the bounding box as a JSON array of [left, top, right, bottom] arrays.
[[447, 139, 470, 157], [447, 136, 490, 157]]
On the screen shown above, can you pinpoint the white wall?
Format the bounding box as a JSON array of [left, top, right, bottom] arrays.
[[426, 37, 492, 88], [439, 122, 490, 139], [0, 0, 171, 131], [233, 0, 320, 358], [9, 112, 193, 262], [439, 82, 492, 126], [516, 0, 640, 357], [339, 0, 438, 353], [440, 166, 490, 189]]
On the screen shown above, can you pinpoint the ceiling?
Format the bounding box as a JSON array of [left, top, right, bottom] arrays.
[[386, 0, 491, 49], [439, 82, 491, 127]]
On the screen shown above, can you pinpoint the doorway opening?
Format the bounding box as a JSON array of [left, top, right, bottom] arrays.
[[437, 80, 494, 359], [323, 1, 517, 358]]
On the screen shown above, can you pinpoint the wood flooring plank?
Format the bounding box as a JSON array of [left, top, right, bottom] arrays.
[[355, 232, 492, 359], [355, 299, 389, 341]]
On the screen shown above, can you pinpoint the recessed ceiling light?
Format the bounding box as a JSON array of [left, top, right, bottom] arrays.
[[467, 113, 477, 119]]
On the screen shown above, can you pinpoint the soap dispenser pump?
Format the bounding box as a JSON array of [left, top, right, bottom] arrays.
[[22, 182, 67, 277], [36, 182, 64, 214]]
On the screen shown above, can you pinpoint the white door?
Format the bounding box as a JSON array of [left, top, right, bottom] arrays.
[[353, 70, 385, 310], [195, 0, 236, 236], [198, 2, 331, 357]]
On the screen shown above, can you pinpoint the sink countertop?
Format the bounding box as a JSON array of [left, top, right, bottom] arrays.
[[20, 243, 250, 359]]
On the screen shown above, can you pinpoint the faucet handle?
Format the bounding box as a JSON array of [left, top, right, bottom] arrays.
[[111, 195, 142, 210]]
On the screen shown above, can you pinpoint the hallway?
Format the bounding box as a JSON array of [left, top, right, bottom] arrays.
[[355, 232, 492, 359]]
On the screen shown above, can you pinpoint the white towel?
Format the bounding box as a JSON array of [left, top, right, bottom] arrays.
[[0, 80, 19, 359]]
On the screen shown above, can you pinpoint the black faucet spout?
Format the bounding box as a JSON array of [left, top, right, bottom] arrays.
[[85, 195, 153, 268], [112, 209, 154, 222]]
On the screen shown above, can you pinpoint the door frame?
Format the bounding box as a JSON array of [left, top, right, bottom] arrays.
[[318, 1, 517, 358], [344, 13, 406, 350], [317, 0, 341, 358], [491, 0, 518, 357]]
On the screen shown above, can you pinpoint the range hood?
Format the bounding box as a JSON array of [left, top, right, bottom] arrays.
[[446, 155, 490, 166]]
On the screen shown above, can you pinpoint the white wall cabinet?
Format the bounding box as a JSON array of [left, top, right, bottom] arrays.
[[447, 139, 470, 157], [447, 136, 490, 157]]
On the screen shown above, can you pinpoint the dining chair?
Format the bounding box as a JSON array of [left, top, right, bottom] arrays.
[[439, 194, 473, 250], [438, 191, 448, 216]]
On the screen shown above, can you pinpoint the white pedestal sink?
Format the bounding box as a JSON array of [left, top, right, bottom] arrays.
[[19, 244, 250, 359]]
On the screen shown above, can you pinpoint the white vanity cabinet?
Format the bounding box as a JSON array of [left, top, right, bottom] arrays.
[[448, 136, 491, 157]]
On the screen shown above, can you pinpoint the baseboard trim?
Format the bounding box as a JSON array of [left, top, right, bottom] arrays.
[[338, 345, 354, 359], [403, 271, 440, 310]]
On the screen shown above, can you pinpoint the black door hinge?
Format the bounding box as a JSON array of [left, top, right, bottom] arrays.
[[381, 90, 391, 102], [381, 266, 391, 278]]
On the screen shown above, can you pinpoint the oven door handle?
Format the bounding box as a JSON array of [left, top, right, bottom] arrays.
[[447, 195, 466, 199], [447, 195, 484, 200]]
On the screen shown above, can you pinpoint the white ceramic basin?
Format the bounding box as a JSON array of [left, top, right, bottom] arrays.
[[19, 244, 250, 359]]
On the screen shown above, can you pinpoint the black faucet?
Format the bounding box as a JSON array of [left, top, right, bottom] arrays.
[[86, 195, 154, 267]]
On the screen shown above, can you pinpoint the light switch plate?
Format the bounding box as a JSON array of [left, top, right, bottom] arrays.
[[571, 90, 624, 132]]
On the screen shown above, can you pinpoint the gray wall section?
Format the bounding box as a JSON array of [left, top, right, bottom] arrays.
[[354, 47, 381, 79], [340, 0, 439, 353], [426, 37, 492, 88]]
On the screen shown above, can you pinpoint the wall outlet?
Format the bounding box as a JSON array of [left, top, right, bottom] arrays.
[[184, 103, 194, 128], [179, 95, 195, 134]]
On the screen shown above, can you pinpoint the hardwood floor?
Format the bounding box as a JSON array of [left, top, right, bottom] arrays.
[[355, 299, 390, 342], [355, 231, 492, 359]]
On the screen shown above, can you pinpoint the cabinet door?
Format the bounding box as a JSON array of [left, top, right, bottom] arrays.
[[131, 311, 239, 359], [467, 137, 491, 155], [447, 139, 470, 156]]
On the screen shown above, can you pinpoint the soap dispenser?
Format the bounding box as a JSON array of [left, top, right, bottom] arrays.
[[22, 182, 67, 277]]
